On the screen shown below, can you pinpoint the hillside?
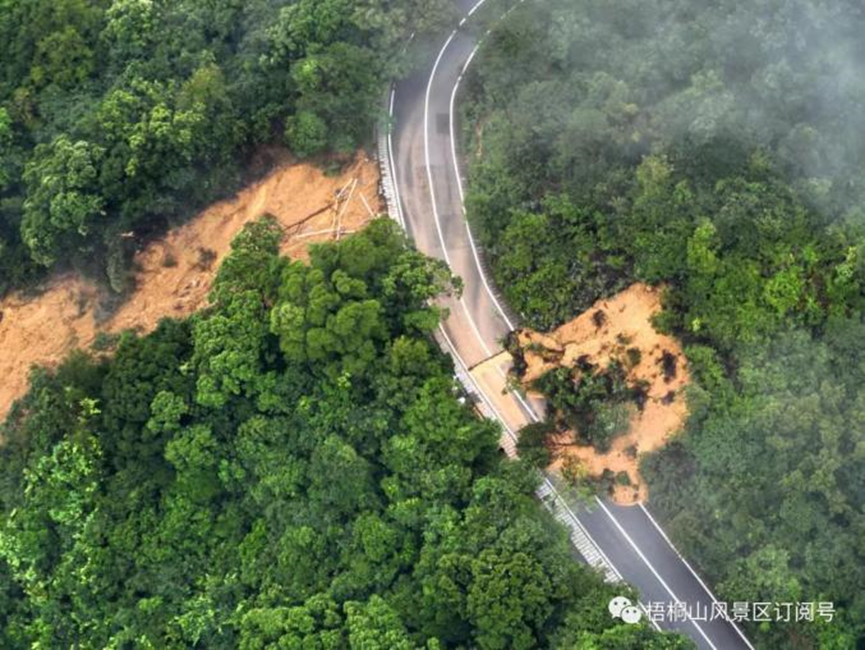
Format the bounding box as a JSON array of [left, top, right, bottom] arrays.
[[0, 219, 684, 648], [465, 0, 865, 646], [516, 284, 689, 503], [0, 153, 380, 421]]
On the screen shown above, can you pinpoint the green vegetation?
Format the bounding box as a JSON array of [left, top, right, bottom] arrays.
[[532, 360, 635, 453], [515, 420, 555, 469], [0, 220, 688, 648], [465, 0, 865, 647], [0, 0, 455, 294]]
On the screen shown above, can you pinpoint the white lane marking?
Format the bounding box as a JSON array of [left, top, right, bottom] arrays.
[[449, 2, 527, 333], [449, 47, 517, 333], [595, 497, 719, 650], [468, 0, 488, 17], [459, 297, 493, 356], [424, 30, 493, 357], [491, 364, 540, 422], [639, 503, 755, 649], [424, 30, 457, 267], [387, 88, 406, 229]]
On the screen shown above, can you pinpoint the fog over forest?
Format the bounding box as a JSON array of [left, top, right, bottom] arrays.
[[465, 1, 864, 647]]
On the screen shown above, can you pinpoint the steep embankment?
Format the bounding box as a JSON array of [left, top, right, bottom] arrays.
[[0, 152, 382, 420]]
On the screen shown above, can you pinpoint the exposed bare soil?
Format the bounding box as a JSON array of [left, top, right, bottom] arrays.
[[517, 283, 689, 504], [0, 151, 382, 421]]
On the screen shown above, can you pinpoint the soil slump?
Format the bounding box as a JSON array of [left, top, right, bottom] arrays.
[[518, 283, 690, 504], [0, 152, 382, 421]]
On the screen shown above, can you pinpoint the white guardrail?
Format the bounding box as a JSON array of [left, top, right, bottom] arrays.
[[376, 86, 621, 584]]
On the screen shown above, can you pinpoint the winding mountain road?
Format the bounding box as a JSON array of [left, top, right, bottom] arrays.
[[383, 1, 753, 648]]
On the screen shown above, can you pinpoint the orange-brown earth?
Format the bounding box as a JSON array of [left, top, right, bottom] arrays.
[[0, 151, 382, 421], [517, 283, 690, 504]]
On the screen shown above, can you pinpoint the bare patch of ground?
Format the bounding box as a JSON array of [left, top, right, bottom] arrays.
[[517, 283, 689, 504], [0, 151, 382, 421]]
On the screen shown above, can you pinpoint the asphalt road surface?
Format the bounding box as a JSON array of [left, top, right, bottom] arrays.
[[386, 1, 754, 648]]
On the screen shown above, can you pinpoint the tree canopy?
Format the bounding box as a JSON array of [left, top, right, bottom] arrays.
[[0, 0, 456, 294], [0, 219, 687, 648], [464, 1, 865, 647]]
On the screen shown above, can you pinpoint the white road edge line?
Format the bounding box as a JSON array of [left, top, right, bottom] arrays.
[[387, 88, 406, 229], [424, 30, 494, 358], [639, 503, 756, 649], [450, 47, 517, 333], [595, 497, 718, 650], [467, 0, 487, 17]]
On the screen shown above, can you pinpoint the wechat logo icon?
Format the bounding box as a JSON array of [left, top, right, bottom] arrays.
[[609, 596, 643, 624]]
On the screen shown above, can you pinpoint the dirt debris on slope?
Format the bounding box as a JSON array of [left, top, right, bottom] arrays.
[[516, 283, 690, 504], [0, 151, 383, 421]]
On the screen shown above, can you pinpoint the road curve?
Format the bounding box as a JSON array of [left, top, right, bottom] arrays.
[[387, 2, 753, 649]]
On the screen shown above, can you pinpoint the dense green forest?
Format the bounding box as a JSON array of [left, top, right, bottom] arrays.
[[0, 0, 454, 294], [463, 0, 864, 648], [0, 219, 688, 648]]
